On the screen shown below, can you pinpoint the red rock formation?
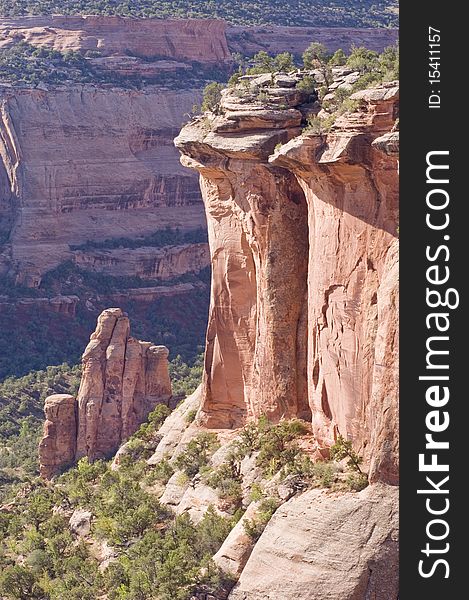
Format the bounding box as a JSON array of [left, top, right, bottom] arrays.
[[271, 84, 399, 484], [176, 77, 399, 483], [176, 87, 313, 429], [72, 243, 209, 281], [76, 308, 172, 460], [0, 16, 231, 64], [39, 308, 172, 477], [39, 394, 77, 479]]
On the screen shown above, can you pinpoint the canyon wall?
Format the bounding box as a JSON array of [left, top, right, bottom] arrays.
[[176, 76, 399, 484], [0, 85, 206, 285], [0, 16, 231, 63], [227, 25, 398, 56], [0, 16, 397, 291], [39, 308, 172, 478]]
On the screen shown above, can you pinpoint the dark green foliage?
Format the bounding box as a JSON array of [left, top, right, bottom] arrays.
[[169, 353, 204, 399], [0, 1, 399, 28], [0, 41, 99, 85], [302, 42, 330, 69], [295, 75, 316, 94], [132, 404, 172, 443], [0, 454, 237, 600], [206, 457, 243, 507], [201, 82, 224, 114], [0, 40, 229, 88], [328, 48, 347, 66], [0, 364, 81, 499], [243, 497, 280, 540], [0, 304, 91, 380], [70, 226, 208, 252], [175, 432, 220, 478], [0, 364, 81, 441], [330, 434, 364, 473]]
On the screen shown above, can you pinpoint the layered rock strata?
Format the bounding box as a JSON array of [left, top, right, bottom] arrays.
[[227, 25, 398, 56], [0, 86, 206, 284], [0, 16, 231, 64], [39, 308, 172, 477], [176, 76, 399, 483]]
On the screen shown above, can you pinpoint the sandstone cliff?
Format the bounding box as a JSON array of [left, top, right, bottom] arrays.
[[0, 15, 397, 294], [39, 394, 76, 479], [39, 308, 172, 477], [175, 76, 399, 485], [0, 16, 231, 65], [0, 85, 206, 285]]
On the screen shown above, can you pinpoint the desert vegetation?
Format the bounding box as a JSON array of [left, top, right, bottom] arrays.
[[0, 1, 398, 28]]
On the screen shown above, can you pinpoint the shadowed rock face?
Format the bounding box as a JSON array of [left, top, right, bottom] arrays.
[[176, 77, 399, 485], [39, 308, 172, 477]]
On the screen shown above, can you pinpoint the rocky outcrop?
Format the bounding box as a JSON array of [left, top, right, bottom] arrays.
[[229, 484, 398, 600], [39, 394, 77, 479], [0, 16, 397, 291], [175, 84, 313, 429], [176, 77, 399, 483], [271, 84, 399, 484], [76, 308, 172, 460], [39, 308, 172, 477]]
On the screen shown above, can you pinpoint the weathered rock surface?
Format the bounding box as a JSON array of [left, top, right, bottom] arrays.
[[175, 81, 313, 429], [176, 78, 399, 483], [39, 308, 172, 477], [39, 394, 77, 479], [272, 82, 399, 483], [213, 501, 260, 577], [69, 509, 93, 537], [72, 243, 210, 281], [229, 484, 398, 600]]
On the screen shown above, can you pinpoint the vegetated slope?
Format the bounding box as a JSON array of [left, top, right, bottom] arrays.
[[0, 0, 398, 27], [0, 364, 81, 495]]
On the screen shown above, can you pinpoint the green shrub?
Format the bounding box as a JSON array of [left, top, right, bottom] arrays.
[[330, 435, 364, 473], [329, 48, 347, 66], [146, 459, 174, 485], [185, 409, 198, 424], [0, 2, 398, 29], [201, 82, 225, 114], [304, 114, 336, 135], [175, 433, 220, 477], [243, 497, 280, 541], [346, 472, 369, 491], [206, 458, 243, 506], [296, 75, 316, 94]]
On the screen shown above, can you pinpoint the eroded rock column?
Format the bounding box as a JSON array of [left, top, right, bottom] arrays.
[[176, 94, 311, 427]]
